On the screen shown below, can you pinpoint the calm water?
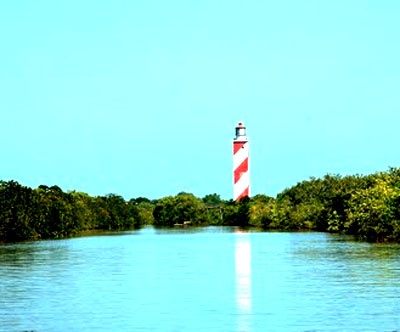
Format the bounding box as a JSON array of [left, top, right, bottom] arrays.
[[1, 227, 400, 332]]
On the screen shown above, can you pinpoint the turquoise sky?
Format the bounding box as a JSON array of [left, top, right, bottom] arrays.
[[1, 0, 399, 199]]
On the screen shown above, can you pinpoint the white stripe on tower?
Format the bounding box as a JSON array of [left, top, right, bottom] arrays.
[[234, 170, 250, 201], [233, 122, 250, 201], [233, 143, 249, 171]]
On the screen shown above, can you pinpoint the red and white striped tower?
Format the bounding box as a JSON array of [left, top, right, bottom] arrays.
[[233, 122, 250, 201]]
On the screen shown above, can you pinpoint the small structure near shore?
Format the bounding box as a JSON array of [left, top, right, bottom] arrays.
[[174, 221, 192, 227]]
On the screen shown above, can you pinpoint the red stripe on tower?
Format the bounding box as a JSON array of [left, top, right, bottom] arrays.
[[233, 122, 250, 201]]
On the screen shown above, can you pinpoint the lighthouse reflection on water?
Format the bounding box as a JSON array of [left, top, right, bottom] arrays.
[[235, 229, 252, 331]]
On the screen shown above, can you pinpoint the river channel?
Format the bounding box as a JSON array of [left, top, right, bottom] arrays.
[[1, 227, 399, 331]]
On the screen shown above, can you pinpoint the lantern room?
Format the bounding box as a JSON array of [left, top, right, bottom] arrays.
[[234, 122, 248, 142]]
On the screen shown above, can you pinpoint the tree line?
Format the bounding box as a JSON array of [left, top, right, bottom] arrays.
[[1, 167, 400, 242], [0, 182, 147, 242]]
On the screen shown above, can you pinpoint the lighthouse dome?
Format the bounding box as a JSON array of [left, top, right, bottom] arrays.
[[234, 121, 247, 141]]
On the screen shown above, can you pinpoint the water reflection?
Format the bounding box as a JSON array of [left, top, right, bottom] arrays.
[[149, 226, 240, 235], [235, 231, 252, 331], [1, 229, 399, 332]]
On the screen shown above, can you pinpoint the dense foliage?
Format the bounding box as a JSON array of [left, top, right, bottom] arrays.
[[2, 167, 400, 242], [0, 182, 146, 242], [263, 168, 400, 242]]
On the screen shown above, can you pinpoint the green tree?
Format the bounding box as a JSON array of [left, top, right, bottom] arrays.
[[347, 175, 400, 241], [153, 193, 207, 226], [92, 194, 136, 230], [69, 191, 97, 230], [249, 194, 275, 227], [202, 193, 224, 225], [34, 185, 79, 239], [222, 197, 250, 227], [153, 196, 176, 227], [130, 198, 155, 225], [0, 181, 37, 241]]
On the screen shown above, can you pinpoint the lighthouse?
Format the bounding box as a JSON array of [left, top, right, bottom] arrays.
[[233, 122, 250, 201]]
